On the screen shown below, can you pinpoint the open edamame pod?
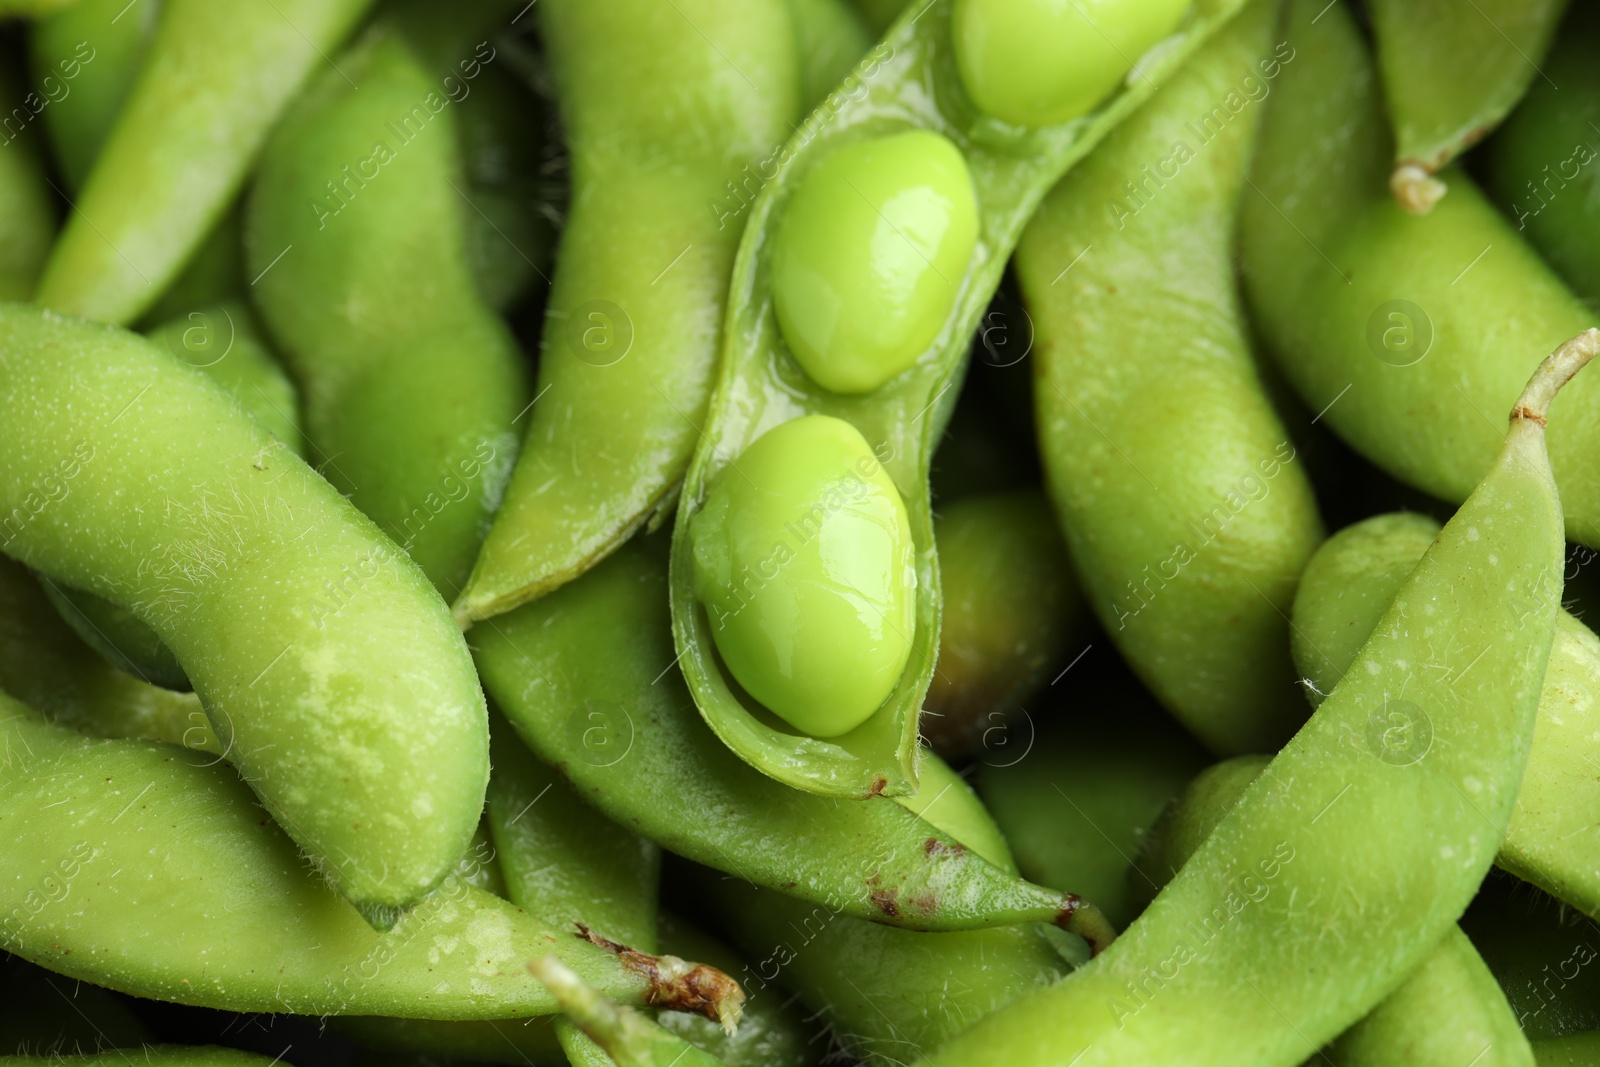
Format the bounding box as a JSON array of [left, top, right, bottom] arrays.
[[1292, 512, 1600, 924], [452, 0, 804, 624], [910, 323, 1585, 1062], [0, 695, 737, 1022], [32, 0, 373, 325], [247, 25, 530, 598], [1018, 0, 1322, 755], [1368, 0, 1569, 212], [1240, 0, 1600, 551], [1139, 756, 1533, 1067], [473, 536, 1114, 945], [0, 304, 487, 926], [671, 0, 1260, 800]]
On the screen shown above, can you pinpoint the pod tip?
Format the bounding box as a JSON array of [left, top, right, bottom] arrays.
[[1390, 163, 1447, 215]]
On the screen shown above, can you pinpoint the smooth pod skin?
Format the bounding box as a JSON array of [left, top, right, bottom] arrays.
[[0, 1051, 278, 1066], [1140, 755, 1532, 1067], [672, 0, 1258, 799], [789, 0, 871, 110], [32, 0, 373, 325], [922, 491, 1082, 755], [30, 0, 160, 191], [247, 28, 528, 598], [951, 0, 1191, 127], [912, 243, 1572, 1067], [0, 697, 702, 1019], [1239, 0, 1600, 551], [473, 536, 1106, 937], [894, 748, 1014, 870], [0, 65, 55, 302], [1483, 13, 1600, 305], [452, 0, 802, 623], [1017, 0, 1323, 755], [770, 130, 980, 395], [1293, 513, 1600, 924], [690, 414, 917, 738], [0, 304, 488, 924], [1367, 0, 1569, 211]]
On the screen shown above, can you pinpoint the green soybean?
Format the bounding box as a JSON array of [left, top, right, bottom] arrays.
[[910, 296, 1579, 1063], [1293, 511, 1600, 924], [674, 0, 1260, 798], [770, 129, 980, 395], [453, 0, 802, 623], [1483, 11, 1600, 306], [33, 0, 373, 325], [951, 0, 1191, 128], [1239, 0, 1600, 550], [1139, 756, 1532, 1067], [1017, 0, 1323, 755], [473, 536, 1114, 945], [0, 696, 732, 1020], [1367, 0, 1569, 212], [0, 304, 487, 925], [690, 414, 916, 738], [922, 490, 1082, 756]]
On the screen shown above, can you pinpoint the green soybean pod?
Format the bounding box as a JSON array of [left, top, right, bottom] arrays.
[[473, 536, 1114, 945], [672, 0, 1262, 799], [0, 1052, 278, 1066], [38, 574, 188, 690], [247, 26, 529, 598], [1292, 512, 1600, 923], [0, 65, 55, 302], [0, 697, 736, 1021], [1533, 1033, 1600, 1067], [31, 0, 373, 325], [1017, 0, 1323, 756], [1139, 756, 1532, 1067], [1367, 0, 1569, 212], [922, 490, 1083, 756], [29, 0, 159, 191], [1463, 879, 1600, 1041], [1483, 13, 1600, 306], [533, 958, 730, 1067], [452, 0, 802, 624], [909, 321, 1582, 1061], [0, 556, 214, 751], [0, 304, 487, 926], [1240, 0, 1600, 550]]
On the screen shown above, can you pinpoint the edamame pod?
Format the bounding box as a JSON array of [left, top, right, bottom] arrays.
[[0, 64, 55, 302], [0, 556, 214, 752], [789, 0, 870, 111], [1017, 0, 1323, 755], [30, 0, 159, 191], [1483, 11, 1600, 306], [1368, 0, 1569, 212], [32, 0, 374, 325], [0, 696, 735, 1021], [673, 0, 1261, 798], [453, 0, 803, 623], [1463, 878, 1600, 1041], [473, 536, 1113, 943], [39, 574, 188, 690], [0, 1051, 278, 1066], [1292, 512, 1600, 924], [1239, 0, 1600, 550], [247, 26, 529, 598], [922, 491, 1082, 756], [1532, 1033, 1600, 1067], [1139, 756, 1532, 1067], [910, 324, 1582, 1061], [0, 304, 488, 925]]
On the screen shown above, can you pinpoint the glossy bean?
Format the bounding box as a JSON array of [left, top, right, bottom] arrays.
[[0, 303, 487, 925], [1017, 0, 1323, 755], [1239, 0, 1600, 550], [1367, 0, 1569, 211], [672, 0, 1261, 798], [453, 0, 803, 623], [911, 256, 1578, 1064], [473, 535, 1113, 944], [1292, 512, 1600, 924], [921, 490, 1082, 756], [33, 0, 373, 325]]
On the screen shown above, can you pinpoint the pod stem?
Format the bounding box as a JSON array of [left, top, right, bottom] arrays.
[[1390, 163, 1447, 214], [1058, 896, 1117, 956], [530, 956, 652, 1060], [1512, 329, 1600, 426]]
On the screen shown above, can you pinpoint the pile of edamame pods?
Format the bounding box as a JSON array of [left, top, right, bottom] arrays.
[[7, 0, 1600, 1064]]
